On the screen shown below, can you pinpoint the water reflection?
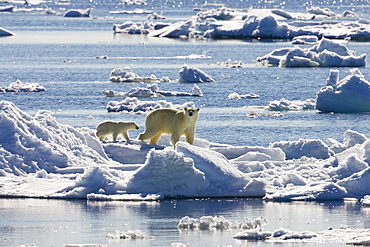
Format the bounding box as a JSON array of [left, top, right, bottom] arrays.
[[0, 198, 368, 246]]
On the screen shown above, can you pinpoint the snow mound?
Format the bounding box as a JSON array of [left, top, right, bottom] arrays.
[[316, 68, 370, 113], [270, 138, 334, 160], [0, 100, 109, 175], [257, 38, 366, 67], [103, 83, 203, 97], [106, 97, 196, 113], [178, 64, 215, 83], [0, 80, 45, 93]]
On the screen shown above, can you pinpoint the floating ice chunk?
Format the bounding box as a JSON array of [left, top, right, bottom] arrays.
[[228, 92, 259, 99], [0, 80, 45, 93], [316, 69, 370, 113], [106, 230, 153, 239], [271, 9, 293, 19], [106, 97, 195, 113], [109, 67, 163, 83], [105, 83, 203, 97], [307, 6, 337, 17], [233, 229, 272, 240], [291, 35, 318, 44], [196, 7, 239, 20], [267, 98, 316, 111], [147, 12, 165, 19], [178, 64, 215, 83], [64, 8, 91, 17], [257, 38, 366, 67]]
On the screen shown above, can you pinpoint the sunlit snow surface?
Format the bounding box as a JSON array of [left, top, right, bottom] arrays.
[[2, 100, 370, 202]]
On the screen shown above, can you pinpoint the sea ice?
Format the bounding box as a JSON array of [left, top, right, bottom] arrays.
[[256, 38, 366, 67], [106, 97, 196, 113], [103, 83, 202, 97], [267, 98, 316, 111], [110, 67, 166, 83], [316, 68, 370, 113], [2, 100, 370, 200], [64, 8, 91, 17], [228, 92, 259, 99], [178, 64, 215, 83], [0, 80, 45, 92], [113, 6, 370, 41]]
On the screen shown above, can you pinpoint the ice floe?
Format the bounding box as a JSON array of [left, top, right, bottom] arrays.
[[103, 83, 202, 97], [0, 80, 45, 93], [106, 230, 153, 239], [2, 100, 370, 200], [256, 38, 366, 67], [64, 8, 92, 17], [267, 98, 316, 111], [228, 92, 260, 99], [178, 64, 215, 83], [106, 97, 196, 113], [113, 6, 370, 41], [110, 67, 169, 83], [316, 68, 370, 113]]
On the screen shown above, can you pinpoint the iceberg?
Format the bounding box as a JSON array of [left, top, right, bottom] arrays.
[[257, 38, 366, 67], [178, 64, 215, 83], [316, 69, 370, 113], [64, 8, 92, 17], [0, 80, 45, 93]]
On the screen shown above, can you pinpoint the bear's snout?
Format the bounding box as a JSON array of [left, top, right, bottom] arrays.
[[189, 112, 193, 116]]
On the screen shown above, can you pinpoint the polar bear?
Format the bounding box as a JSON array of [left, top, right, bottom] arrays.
[[96, 121, 139, 142], [138, 107, 200, 148]]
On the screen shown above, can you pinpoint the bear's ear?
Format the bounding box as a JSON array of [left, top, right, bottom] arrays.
[[196, 108, 200, 112], [184, 107, 188, 111]]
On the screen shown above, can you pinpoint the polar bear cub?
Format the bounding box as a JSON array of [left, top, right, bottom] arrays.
[[96, 121, 139, 142], [138, 107, 200, 148]]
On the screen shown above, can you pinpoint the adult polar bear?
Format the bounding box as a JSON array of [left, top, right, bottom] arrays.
[[139, 107, 200, 148], [96, 121, 139, 142]]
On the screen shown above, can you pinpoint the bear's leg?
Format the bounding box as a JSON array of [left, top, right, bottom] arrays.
[[149, 133, 162, 145], [184, 127, 195, 145], [112, 130, 120, 141], [170, 131, 181, 148], [96, 131, 106, 141], [122, 132, 130, 141], [138, 128, 157, 141]]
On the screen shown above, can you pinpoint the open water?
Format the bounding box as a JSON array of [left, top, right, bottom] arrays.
[[2, 0, 370, 246]]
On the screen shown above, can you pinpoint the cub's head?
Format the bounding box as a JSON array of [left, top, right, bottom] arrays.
[[130, 122, 140, 130], [184, 107, 200, 117]]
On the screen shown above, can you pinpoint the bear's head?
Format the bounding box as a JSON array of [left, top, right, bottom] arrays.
[[184, 107, 200, 117]]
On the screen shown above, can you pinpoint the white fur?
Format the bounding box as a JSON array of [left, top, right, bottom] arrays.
[[138, 107, 200, 148], [96, 121, 139, 142]]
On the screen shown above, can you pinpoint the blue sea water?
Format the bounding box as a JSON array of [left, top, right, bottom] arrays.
[[2, 0, 370, 245]]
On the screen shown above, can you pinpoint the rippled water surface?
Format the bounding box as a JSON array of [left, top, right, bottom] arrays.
[[2, 0, 370, 245]]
